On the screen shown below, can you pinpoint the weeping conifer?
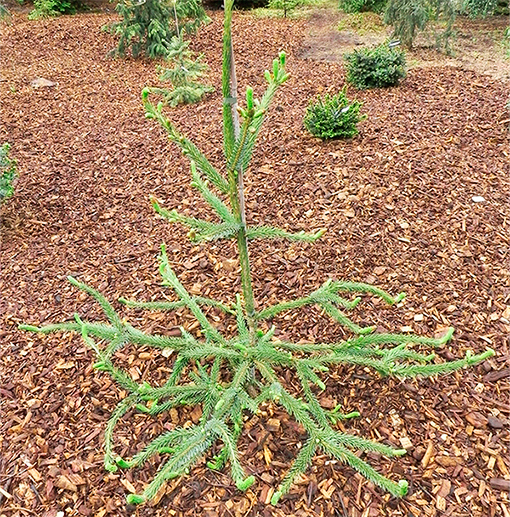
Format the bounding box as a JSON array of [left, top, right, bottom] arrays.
[[384, 0, 456, 49], [106, 0, 208, 58]]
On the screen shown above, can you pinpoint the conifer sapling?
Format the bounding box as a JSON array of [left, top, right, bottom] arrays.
[[151, 36, 214, 107], [22, 0, 495, 507]]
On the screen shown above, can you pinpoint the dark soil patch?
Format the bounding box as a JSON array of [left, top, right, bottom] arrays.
[[1, 8, 509, 517]]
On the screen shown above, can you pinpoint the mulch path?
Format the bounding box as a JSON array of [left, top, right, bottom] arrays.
[[1, 8, 509, 517]]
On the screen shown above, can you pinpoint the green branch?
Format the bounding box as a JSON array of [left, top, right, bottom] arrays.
[[190, 161, 235, 223], [119, 296, 234, 315], [152, 199, 240, 241], [159, 245, 226, 344], [143, 92, 229, 193]]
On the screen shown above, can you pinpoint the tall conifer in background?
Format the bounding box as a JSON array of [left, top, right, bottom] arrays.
[[106, 0, 208, 58], [384, 0, 455, 49]]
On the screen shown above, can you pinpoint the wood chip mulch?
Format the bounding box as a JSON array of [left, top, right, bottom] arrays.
[[1, 8, 509, 517]]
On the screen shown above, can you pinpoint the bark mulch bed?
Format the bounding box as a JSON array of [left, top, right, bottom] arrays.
[[1, 9, 509, 517]]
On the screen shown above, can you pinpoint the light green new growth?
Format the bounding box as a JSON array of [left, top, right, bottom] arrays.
[[21, 0, 495, 507]]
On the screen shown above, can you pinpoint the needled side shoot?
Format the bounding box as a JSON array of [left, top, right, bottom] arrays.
[[22, 0, 495, 508]]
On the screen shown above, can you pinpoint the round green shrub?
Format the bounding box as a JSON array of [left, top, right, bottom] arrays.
[[345, 43, 406, 89], [303, 88, 366, 140]]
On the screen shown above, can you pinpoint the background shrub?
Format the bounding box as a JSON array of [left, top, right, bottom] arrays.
[[28, 0, 81, 18], [338, 0, 387, 14], [0, 143, 18, 204], [303, 88, 366, 140], [461, 0, 497, 17], [28, 0, 83, 20], [106, 0, 208, 59], [338, 0, 365, 13], [345, 43, 406, 89]]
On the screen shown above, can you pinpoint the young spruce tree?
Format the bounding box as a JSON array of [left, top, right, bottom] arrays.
[[22, 0, 494, 507], [107, 0, 208, 58]]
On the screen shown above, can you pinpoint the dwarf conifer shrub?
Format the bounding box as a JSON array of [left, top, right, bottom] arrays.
[[304, 88, 366, 140], [22, 0, 494, 507], [345, 43, 406, 89], [1, 143, 18, 203], [106, 0, 208, 59], [151, 36, 214, 107]]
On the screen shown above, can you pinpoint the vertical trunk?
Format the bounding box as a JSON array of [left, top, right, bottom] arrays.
[[223, 0, 257, 337]]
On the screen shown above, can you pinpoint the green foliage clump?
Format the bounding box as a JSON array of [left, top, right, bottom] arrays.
[[106, 0, 208, 59], [22, 0, 495, 508], [345, 43, 406, 89], [267, 0, 304, 18], [28, 0, 79, 18], [1, 143, 18, 204], [383, 0, 455, 49], [504, 26, 510, 58], [0, 3, 11, 20], [303, 88, 366, 139], [460, 0, 497, 17], [152, 36, 214, 107], [339, 0, 387, 14]]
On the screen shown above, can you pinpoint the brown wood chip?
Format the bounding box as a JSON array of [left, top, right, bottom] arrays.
[[489, 478, 510, 492]]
